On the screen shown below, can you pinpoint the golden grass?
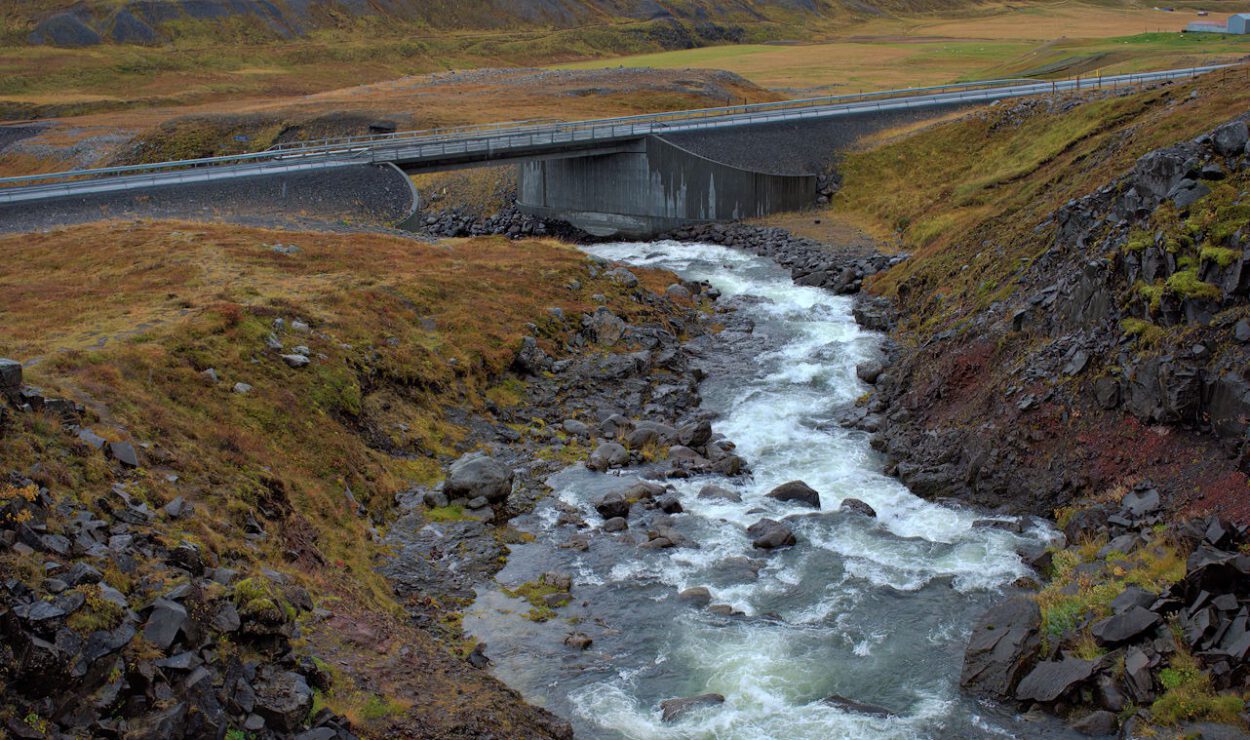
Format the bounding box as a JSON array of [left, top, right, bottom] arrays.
[[0, 220, 683, 621], [557, 2, 1250, 92], [832, 64, 1250, 330]]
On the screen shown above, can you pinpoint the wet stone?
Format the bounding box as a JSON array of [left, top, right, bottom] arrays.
[[602, 517, 628, 532], [821, 694, 896, 718], [660, 693, 725, 722], [746, 519, 796, 550], [765, 480, 821, 508], [1015, 658, 1097, 703]]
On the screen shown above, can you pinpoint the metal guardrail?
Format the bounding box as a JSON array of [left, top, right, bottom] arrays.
[[0, 64, 1227, 204], [264, 77, 1043, 154]]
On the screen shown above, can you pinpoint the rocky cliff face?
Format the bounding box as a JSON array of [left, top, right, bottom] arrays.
[[847, 107, 1250, 735], [857, 116, 1250, 523]]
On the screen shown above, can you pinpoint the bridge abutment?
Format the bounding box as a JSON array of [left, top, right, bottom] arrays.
[[516, 135, 816, 238]]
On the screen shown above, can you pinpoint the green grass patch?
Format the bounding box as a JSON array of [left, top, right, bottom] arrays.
[[484, 376, 526, 409], [1151, 648, 1247, 727], [424, 505, 473, 522], [1210, 204, 1250, 244], [65, 585, 126, 633], [1123, 228, 1154, 253], [1121, 318, 1165, 346], [1164, 269, 1223, 302], [1035, 534, 1185, 653], [1200, 245, 1242, 269], [503, 578, 570, 623]]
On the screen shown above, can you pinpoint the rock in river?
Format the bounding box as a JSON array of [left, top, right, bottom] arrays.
[[594, 491, 630, 520], [660, 693, 724, 722], [839, 498, 877, 518], [587, 442, 629, 471], [961, 596, 1041, 699], [821, 694, 896, 718], [765, 480, 820, 508], [747, 518, 796, 550]]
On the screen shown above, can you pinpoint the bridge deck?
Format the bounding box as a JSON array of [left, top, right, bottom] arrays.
[[0, 66, 1222, 206]]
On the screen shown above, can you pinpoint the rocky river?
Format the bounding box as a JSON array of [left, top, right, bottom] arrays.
[[462, 240, 1076, 739]]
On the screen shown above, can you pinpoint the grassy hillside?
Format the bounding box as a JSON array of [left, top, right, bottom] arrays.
[[835, 64, 1250, 331], [0, 221, 685, 735]]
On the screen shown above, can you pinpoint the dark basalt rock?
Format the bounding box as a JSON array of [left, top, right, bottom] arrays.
[[594, 492, 630, 520], [0, 358, 21, 392], [698, 484, 741, 503], [961, 597, 1042, 700], [142, 599, 186, 651], [839, 498, 877, 518], [107, 441, 140, 469], [659, 693, 724, 722], [1015, 658, 1097, 703], [765, 480, 820, 509], [1068, 710, 1118, 737], [587, 442, 629, 471], [1090, 606, 1160, 646], [746, 518, 796, 550], [1212, 120, 1249, 157], [253, 669, 314, 732], [445, 453, 514, 503], [820, 694, 896, 718]]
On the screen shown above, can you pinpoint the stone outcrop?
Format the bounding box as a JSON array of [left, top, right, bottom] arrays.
[[856, 114, 1250, 518]]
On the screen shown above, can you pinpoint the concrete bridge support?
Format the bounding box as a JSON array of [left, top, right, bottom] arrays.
[[517, 135, 816, 238]]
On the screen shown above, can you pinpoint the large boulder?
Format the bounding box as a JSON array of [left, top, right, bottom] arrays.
[[1212, 119, 1249, 157], [698, 484, 741, 503], [1208, 372, 1250, 441], [677, 420, 713, 448], [1069, 710, 1118, 737], [1015, 658, 1097, 703], [765, 481, 820, 509], [445, 453, 514, 503], [606, 267, 639, 288], [961, 597, 1042, 699], [587, 442, 629, 471], [1131, 149, 1190, 201], [513, 336, 551, 375], [747, 519, 796, 550], [839, 498, 877, 518], [1090, 606, 1160, 646], [253, 670, 314, 732], [856, 361, 884, 384], [594, 491, 630, 520], [0, 358, 21, 392], [586, 308, 626, 346], [143, 599, 187, 650]]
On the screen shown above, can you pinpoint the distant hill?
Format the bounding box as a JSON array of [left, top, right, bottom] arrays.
[[10, 0, 978, 47]]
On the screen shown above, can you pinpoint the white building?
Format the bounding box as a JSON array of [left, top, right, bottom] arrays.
[[1186, 12, 1250, 32]]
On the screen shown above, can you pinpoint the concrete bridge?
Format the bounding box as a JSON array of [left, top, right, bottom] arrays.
[[0, 66, 1223, 236]]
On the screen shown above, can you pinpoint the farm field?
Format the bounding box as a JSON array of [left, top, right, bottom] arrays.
[[558, 2, 1250, 93]]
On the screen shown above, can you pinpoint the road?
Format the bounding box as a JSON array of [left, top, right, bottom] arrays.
[[0, 65, 1225, 206]]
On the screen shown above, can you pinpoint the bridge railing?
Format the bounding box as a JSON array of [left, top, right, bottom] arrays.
[[263, 77, 1043, 155], [336, 65, 1221, 161], [266, 65, 1225, 162], [0, 156, 367, 204], [0, 64, 1227, 194]]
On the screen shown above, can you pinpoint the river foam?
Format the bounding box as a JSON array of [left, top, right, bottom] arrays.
[[464, 241, 1071, 739]]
